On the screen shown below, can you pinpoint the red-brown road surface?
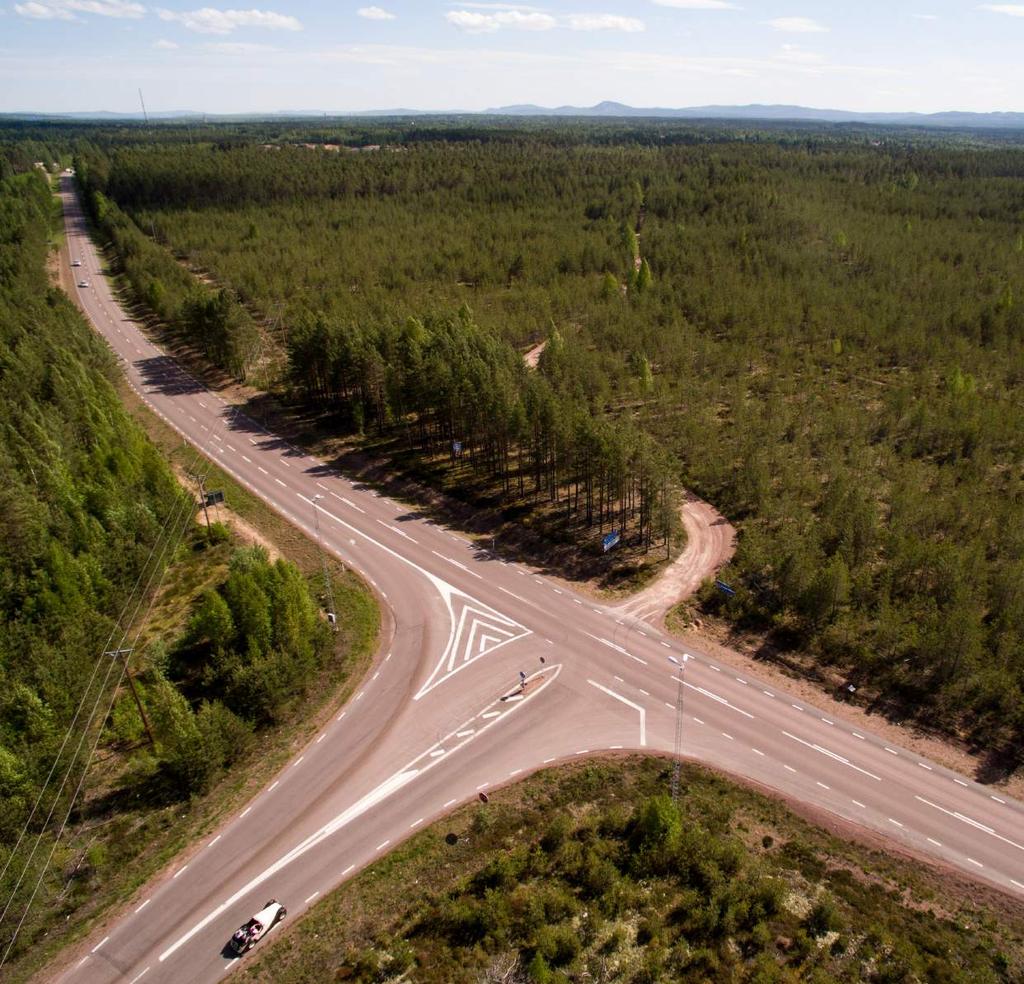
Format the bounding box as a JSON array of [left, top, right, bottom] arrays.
[[45, 176, 1024, 984]]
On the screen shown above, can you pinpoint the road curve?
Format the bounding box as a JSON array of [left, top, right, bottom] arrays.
[[615, 489, 736, 624], [46, 176, 1024, 984]]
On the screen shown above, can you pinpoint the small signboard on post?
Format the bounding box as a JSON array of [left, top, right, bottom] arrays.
[[602, 530, 621, 553], [204, 490, 225, 507], [452, 440, 463, 457]]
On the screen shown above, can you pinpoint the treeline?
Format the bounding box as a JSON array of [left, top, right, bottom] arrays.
[[73, 158, 261, 379], [288, 312, 675, 547], [0, 168, 192, 958], [76, 125, 1024, 764], [0, 169, 186, 847]]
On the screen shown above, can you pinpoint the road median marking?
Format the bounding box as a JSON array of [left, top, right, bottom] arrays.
[[782, 730, 882, 781], [914, 795, 1024, 853], [683, 680, 755, 720], [588, 679, 647, 746]]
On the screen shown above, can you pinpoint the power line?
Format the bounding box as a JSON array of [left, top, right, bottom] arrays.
[[0, 179, 254, 965], [0, 484, 202, 968], [0, 393, 205, 899], [0, 389, 245, 962], [0, 473, 200, 955]]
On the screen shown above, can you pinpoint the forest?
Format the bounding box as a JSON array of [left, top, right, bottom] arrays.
[[0, 161, 354, 975], [67, 121, 1024, 770]]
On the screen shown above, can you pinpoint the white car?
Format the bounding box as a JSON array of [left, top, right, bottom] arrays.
[[229, 899, 286, 955], [77, 280, 90, 288], [71, 259, 81, 267]]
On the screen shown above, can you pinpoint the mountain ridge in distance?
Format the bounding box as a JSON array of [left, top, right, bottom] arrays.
[[484, 101, 1024, 127]]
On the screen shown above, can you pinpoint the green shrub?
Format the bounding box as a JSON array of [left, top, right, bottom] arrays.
[[805, 899, 841, 938]]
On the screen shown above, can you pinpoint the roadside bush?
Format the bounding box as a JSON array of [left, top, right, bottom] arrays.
[[805, 899, 841, 938]]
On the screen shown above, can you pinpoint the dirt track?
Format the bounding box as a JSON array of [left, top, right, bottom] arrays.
[[615, 489, 736, 624]]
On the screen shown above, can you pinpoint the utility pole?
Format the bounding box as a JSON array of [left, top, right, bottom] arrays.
[[667, 653, 688, 803], [192, 471, 211, 529], [312, 495, 338, 629], [106, 649, 155, 747]]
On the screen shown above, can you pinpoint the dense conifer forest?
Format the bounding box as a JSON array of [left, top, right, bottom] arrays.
[[63, 120, 1024, 770], [0, 166, 183, 843]]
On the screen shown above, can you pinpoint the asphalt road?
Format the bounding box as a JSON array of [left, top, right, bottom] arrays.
[[51, 176, 1024, 984]]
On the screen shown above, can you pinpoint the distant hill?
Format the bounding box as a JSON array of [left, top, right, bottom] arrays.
[[4, 103, 1024, 129], [484, 101, 1024, 128]]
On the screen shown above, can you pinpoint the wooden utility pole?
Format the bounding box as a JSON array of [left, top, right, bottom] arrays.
[[106, 649, 155, 747], [192, 471, 211, 529]]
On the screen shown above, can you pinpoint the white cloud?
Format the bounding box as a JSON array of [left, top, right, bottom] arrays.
[[446, 8, 644, 32], [15, 0, 143, 18], [153, 37, 178, 47], [912, 13, 938, 19], [766, 15, 828, 32], [156, 6, 302, 34], [449, 2, 545, 9], [14, 1, 75, 18], [357, 5, 395, 19], [204, 39, 275, 51], [445, 8, 556, 31], [567, 13, 644, 31], [650, 0, 737, 8], [979, 3, 1024, 14]]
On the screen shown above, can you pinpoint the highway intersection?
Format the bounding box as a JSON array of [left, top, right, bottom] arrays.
[[53, 175, 1024, 983]]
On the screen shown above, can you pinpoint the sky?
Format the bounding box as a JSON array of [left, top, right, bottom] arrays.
[[1, 0, 1023, 114]]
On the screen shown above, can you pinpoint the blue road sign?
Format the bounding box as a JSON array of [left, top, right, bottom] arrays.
[[602, 530, 621, 553], [452, 440, 463, 456], [715, 579, 736, 597]]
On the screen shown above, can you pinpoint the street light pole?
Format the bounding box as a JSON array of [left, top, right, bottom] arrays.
[[667, 654, 688, 803], [311, 495, 338, 630]]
